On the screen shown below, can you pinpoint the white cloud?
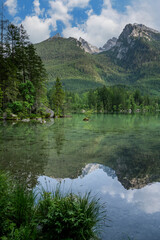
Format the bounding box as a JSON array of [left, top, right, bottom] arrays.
[[5, 0, 17, 16], [22, 16, 51, 43], [33, 0, 41, 16], [48, 0, 90, 30], [37, 169, 160, 215], [49, 0, 72, 28], [17, 0, 160, 46], [62, 0, 160, 47], [67, 0, 90, 9], [130, 183, 160, 214]]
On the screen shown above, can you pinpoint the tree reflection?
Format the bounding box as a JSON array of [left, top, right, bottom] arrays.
[[54, 119, 65, 155]]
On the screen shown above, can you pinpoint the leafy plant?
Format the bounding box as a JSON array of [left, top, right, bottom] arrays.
[[10, 101, 23, 114], [0, 173, 106, 240], [0, 173, 37, 239], [2, 224, 37, 240], [0, 172, 12, 236], [37, 189, 106, 240]]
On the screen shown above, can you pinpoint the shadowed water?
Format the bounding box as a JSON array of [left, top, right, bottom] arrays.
[[0, 114, 160, 239]]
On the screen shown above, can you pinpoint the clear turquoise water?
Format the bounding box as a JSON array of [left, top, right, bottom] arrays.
[[0, 114, 160, 239]]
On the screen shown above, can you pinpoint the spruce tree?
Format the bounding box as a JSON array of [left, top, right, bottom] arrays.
[[0, 19, 47, 113], [51, 78, 64, 117], [0, 86, 3, 110]]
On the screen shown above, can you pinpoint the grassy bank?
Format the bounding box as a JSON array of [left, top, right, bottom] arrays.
[[0, 172, 106, 240]]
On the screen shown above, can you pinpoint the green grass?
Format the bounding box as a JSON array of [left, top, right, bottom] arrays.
[[0, 172, 106, 240], [0, 173, 37, 240], [37, 189, 106, 240]]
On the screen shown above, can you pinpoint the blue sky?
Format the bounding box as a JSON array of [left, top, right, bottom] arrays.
[[4, 0, 160, 46]]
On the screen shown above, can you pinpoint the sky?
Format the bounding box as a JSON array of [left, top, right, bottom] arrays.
[[3, 0, 160, 47]]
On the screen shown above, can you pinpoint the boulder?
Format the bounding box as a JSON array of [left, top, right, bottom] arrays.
[[83, 117, 89, 121], [39, 105, 54, 118], [44, 107, 54, 118], [21, 119, 30, 122]]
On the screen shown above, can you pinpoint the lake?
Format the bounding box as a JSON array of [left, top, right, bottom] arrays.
[[0, 114, 160, 240]]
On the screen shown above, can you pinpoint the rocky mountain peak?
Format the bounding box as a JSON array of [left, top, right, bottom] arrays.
[[111, 23, 160, 60], [79, 37, 100, 54], [132, 23, 159, 34], [101, 37, 117, 51], [119, 23, 160, 43]]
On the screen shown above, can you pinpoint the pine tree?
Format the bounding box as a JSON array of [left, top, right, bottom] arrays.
[[0, 86, 3, 110], [0, 19, 47, 113], [51, 78, 64, 117], [26, 44, 47, 107]]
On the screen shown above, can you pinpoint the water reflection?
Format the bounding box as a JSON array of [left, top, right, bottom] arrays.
[[0, 121, 52, 187], [0, 114, 160, 239], [37, 163, 160, 240], [0, 114, 160, 190], [54, 119, 65, 155]]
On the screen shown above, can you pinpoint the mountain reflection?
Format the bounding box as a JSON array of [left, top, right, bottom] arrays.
[[36, 163, 160, 240], [0, 114, 160, 190], [37, 163, 160, 215]]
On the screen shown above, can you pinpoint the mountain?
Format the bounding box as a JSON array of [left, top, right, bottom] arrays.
[[109, 23, 160, 65], [35, 35, 125, 91], [100, 37, 117, 51], [35, 24, 160, 95], [81, 163, 116, 179], [101, 23, 160, 95], [47, 33, 62, 40], [79, 37, 100, 54], [35, 36, 102, 91]]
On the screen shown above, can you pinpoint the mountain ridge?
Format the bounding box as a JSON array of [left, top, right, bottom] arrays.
[[109, 23, 160, 62], [35, 23, 160, 95]]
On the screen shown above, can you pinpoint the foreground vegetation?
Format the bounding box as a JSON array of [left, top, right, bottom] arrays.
[[0, 172, 106, 240]]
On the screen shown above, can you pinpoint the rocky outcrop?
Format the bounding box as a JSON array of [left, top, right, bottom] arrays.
[[79, 37, 100, 54], [43, 106, 54, 118], [100, 37, 117, 51], [110, 23, 160, 60]]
